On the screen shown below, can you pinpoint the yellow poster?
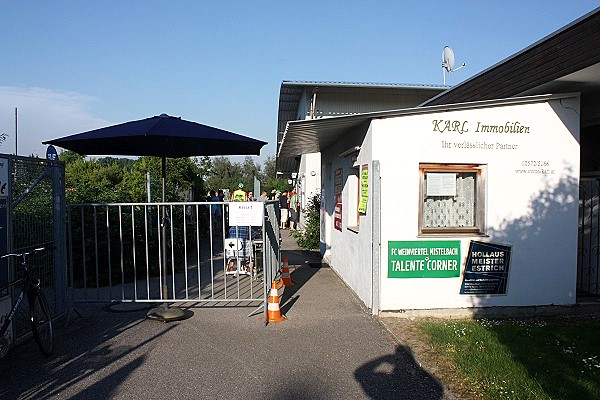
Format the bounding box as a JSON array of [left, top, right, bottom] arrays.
[[358, 164, 368, 214]]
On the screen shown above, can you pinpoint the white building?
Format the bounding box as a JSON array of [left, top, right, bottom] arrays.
[[276, 82, 446, 227], [277, 8, 600, 314]]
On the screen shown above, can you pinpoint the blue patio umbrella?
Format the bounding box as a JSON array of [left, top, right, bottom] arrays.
[[43, 114, 267, 318], [43, 113, 267, 200], [43, 113, 267, 159]]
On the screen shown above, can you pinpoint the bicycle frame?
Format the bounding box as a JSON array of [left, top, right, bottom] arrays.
[[0, 279, 28, 338], [0, 247, 53, 358]]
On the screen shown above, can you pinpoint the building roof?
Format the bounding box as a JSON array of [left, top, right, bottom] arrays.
[[423, 7, 600, 120], [277, 7, 600, 163], [277, 94, 575, 157], [276, 81, 447, 173]]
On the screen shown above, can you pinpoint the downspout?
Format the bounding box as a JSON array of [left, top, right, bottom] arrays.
[[372, 160, 381, 315]]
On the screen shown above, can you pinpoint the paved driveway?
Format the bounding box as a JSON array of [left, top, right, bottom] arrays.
[[0, 233, 450, 399]]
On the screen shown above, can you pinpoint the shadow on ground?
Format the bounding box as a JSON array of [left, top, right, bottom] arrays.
[[279, 263, 322, 315], [0, 307, 173, 399], [354, 345, 446, 400]]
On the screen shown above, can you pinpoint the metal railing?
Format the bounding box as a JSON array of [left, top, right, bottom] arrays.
[[579, 178, 600, 295], [67, 201, 281, 311]]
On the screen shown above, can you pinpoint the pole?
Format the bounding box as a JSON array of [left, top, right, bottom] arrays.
[[161, 157, 167, 300], [147, 156, 185, 320], [146, 172, 151, 203], [14, 108, 17, 156]]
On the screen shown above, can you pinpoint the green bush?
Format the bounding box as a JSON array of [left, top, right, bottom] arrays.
[[295, 193, 320, 249]]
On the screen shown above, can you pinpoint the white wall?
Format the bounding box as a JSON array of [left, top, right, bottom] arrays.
[[371, 97, 580, 310], [320, 126, 375, 307], [297, 153, 321, 228]]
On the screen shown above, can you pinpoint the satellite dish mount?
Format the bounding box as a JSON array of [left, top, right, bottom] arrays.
[[442, 46, 466, 85]]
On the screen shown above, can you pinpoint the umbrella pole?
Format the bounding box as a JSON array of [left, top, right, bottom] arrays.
[[148, 157, 187, 321]]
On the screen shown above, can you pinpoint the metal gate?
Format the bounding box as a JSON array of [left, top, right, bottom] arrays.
[[578, 177, 600, 296], [67, 200, 281, 315], [0, 155, 67, 344]]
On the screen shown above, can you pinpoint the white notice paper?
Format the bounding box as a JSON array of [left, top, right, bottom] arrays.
[[426, 173, 456, 196], [228, 202, 264, 226]]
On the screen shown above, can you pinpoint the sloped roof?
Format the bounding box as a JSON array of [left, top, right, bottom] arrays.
[[276, 81, 447, 173], [277, 7, 600, 166], [277, 94, 572, 157], [423, 7, 600, 110]]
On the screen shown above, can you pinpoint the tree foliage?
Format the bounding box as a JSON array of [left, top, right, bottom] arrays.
[[294, 193, 321, 249], [62, 152, 293, 204], [62, 151, 206, 204], [205, 156, 244, 192]]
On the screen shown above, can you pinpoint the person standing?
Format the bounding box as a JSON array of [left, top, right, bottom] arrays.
[[279, 190, 289, 229], [232, 183, 246, 202], [257, 190, 268, 202], [289, 188, 299, 230], [210, 190, 222, 232]]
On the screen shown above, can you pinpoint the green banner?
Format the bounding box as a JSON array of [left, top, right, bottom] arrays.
[[388, 240, 461, 278]]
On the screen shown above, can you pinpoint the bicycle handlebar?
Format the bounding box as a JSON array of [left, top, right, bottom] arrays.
[[1, 247, 47, 260]]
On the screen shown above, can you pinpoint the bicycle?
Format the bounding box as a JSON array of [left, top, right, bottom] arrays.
[[0, 247, 53, 358]]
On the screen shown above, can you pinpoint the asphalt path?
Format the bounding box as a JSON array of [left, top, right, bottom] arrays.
[[0, 232, 449, 399]]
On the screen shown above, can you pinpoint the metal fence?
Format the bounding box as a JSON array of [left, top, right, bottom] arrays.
[[67, 200, 281, 317], [1, 155, 67, 343], [579, 177, 600, 295]]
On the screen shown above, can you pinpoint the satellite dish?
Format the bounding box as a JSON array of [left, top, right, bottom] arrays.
[[442, 46, 455, 72], [442, 46, 466, 85]]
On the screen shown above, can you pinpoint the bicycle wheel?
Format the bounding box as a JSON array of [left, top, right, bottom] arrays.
[[29, 288, 53, 356]]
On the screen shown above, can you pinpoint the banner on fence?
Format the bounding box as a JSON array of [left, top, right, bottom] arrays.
[[229, 202, 264, 226]]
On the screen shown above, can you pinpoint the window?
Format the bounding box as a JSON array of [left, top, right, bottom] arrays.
[[347, 167, 360, 231], [419, 163, 486, 235]]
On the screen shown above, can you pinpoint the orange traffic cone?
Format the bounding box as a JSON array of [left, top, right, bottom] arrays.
[[281, 257, 296, 287], [265, 279, 286, 323]]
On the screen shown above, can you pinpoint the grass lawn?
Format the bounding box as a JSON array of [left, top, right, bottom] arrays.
[[420, 317, 600, 399]]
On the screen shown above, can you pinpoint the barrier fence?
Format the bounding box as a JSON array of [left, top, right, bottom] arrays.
[[67, 200, 281, 316], [0, 155, 67, 347]]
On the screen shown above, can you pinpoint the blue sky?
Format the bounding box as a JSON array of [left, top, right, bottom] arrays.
[[0, 1, 598, 163]]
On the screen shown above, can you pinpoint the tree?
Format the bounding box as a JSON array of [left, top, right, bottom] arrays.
[[293, 193, 320, 249], [121, 156, 205, 202], [241, 156, 261, 189], [205, 156, 243, 192], [195, 156, 212, 181], [62, 152, 206, 204], [0, 132, 8, 149], [64, 156, 128, 203], [261, 155, 291, 193], [62, 152, 290, 204], [262, 155, 277, 180], [59, 150, 83, 164]]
